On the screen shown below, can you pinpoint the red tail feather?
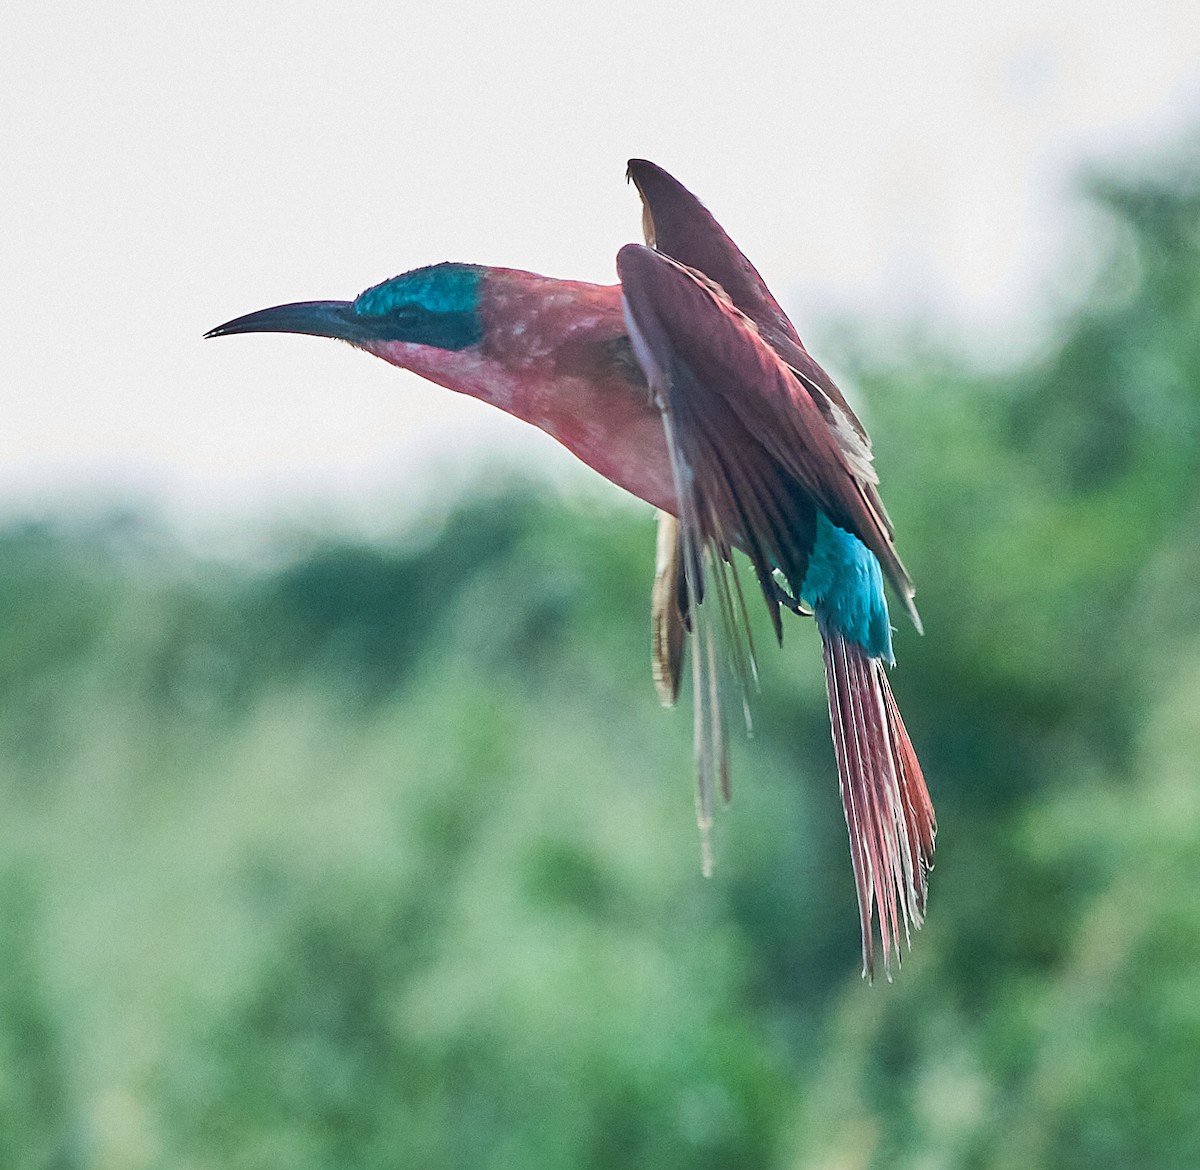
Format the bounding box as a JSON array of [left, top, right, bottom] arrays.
[[820, 626, 935, 979]]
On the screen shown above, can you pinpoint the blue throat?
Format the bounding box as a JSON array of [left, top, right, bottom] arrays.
[[800, 512, 894, 662], [352, 262, 485, 350]]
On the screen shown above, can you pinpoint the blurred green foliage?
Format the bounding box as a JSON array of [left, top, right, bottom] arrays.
[[3, 155, 1200, 1168]]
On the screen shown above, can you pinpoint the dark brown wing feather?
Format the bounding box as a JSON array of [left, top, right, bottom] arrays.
[[617, 243, 914, 621], [627, 159, 910, 591]]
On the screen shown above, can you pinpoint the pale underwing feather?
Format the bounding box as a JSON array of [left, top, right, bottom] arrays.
[[651, 510, 687, 707]]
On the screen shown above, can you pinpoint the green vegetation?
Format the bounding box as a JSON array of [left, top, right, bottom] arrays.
[[3, 156, 1199, 1168]]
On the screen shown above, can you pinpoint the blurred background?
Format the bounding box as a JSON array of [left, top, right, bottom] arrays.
[[4, 3, 1200, 1168]]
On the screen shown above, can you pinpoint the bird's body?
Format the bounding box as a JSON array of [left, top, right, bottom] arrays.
[[208, 161, 935, 977]]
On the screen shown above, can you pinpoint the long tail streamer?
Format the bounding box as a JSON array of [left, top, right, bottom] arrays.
[[821, 624, 936, 979]]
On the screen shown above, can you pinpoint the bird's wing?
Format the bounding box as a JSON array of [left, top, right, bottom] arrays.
[[620, 241, 918, 867], [626, 158, 899, 548], [618, 243, 916, 623], [633, 160, 893, 728]]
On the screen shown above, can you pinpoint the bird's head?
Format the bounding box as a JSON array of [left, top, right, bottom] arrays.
[[205, 262, 486, 351]]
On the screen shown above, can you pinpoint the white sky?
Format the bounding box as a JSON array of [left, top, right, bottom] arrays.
[[3, 1, 1199, 535]]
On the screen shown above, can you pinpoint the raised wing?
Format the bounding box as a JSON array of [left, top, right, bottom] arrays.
[[626, 159, 913, 592]]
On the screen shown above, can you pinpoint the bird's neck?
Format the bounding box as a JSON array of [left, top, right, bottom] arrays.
[[361, 268, 678, 514]]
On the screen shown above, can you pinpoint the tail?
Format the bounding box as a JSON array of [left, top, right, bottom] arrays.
[[820, 624, 935, 979]]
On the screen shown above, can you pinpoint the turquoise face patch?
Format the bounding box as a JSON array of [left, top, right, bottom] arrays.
[[800, 512, 894, 662], [353, 263, 485, 350]]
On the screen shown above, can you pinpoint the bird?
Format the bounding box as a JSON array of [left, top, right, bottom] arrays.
[[207, 160, 935, 978]]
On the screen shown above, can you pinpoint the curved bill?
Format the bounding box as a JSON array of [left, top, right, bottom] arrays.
[[205, 300, 367, 342]]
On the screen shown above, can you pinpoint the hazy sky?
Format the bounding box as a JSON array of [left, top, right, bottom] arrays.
[[4, 2, 1199, 534]]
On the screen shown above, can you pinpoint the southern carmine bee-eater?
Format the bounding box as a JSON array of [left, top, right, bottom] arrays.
[[207, 160, 935, 978]]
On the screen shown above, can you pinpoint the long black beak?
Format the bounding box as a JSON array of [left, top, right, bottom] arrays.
[[205, 300, 370, 342]]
